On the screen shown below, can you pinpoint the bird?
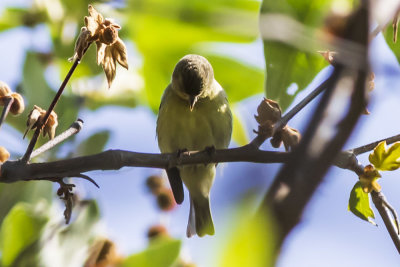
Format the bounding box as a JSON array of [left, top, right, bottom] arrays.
[[156, 54, 232, 237]]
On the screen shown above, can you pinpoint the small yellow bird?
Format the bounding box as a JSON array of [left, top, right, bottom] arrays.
[[156, 54, 232, 237]]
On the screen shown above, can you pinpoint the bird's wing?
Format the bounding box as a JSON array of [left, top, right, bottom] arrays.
[[157, 84, 185, 204]]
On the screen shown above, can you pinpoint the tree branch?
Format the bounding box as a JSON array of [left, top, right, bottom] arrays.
[[30, 119, 84, 159], [262, 3, 369, 248], [0, 147, 289, 183], [371, 191, 400, 253], [0, 96, 13, 130], [350, 133, 400, 156]]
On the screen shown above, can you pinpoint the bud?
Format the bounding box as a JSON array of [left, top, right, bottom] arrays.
[[359, 164, 381, 193], [10, 93, 25, 115], [156, 188, 176, 211], [0, 147, 10, 163], [0, 81, 11, 97]]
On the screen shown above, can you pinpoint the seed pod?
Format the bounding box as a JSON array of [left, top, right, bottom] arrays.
[[0, 81, 11, 97], [10, 93, 25, 115]]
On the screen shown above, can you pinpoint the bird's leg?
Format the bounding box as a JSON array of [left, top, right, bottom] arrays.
[[176, 148, 190, 165]]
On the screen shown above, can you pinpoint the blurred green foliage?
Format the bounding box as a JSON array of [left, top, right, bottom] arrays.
[[261, 0, 332, 110], [120, 238, 181, 267]]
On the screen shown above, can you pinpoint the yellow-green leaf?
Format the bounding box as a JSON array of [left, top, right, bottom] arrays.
[[348, 182, 375, 225], [232, 106, 249, 146], [0, 203, 48, 267], [369, 141, 400, 171]]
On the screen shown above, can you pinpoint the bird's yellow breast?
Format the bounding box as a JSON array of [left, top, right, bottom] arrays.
[[156, 82, 232, 154]]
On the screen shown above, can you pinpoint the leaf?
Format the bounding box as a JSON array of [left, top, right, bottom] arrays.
[[0, 182, 52, 226], [348, 181, 375, 224], [0, 202, 48, 267], [0, 8, 47, 31], [76, 130, 110, 155], [231, 106, 249, 146], [261, 1, 329, 111], [369, 141, 400, 171], [127, 0, 261, 110], [219, 208, 275, 267], [120, 238, 181, 267]]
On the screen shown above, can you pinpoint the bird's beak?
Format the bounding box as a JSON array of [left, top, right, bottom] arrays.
[[189, 96, 198, 111]]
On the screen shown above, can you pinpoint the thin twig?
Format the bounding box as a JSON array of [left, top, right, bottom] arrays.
[[350, 133, 400, 155], [371, 191, 400, 253], [382, 197, 400, 235], [272, 76, 334, 135], [0, 96, 14, 130], [30, 119, 84, 159], [21, 59, 80, 163]]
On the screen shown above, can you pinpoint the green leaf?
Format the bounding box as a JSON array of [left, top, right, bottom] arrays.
[[261, 1, 330, 110], [120, 238, 181, 267], [219, 209, 275, 267], [127, 0, 261, 110], [231, 106, 249, 146], [0, 202, 48, 267], [0, 182, 52, 226], [348, 181, 375, 224], [76, 130, 111, 156], [369, 141, 400, 171], [0, 8, 47, 31]]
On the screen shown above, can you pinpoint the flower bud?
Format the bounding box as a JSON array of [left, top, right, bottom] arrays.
[[359, 165, 381, 193], [0, 147, 10, 163], [10, 93, 25, 115]]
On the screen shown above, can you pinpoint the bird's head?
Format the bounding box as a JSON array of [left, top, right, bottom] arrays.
[[171, 54, 214, 111]]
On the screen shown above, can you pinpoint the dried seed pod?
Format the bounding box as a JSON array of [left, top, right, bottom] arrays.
[[146, 175, 164, 194], [281, 126, 301, 151], [24, 105, 44, 138], [255, 98, 281, 125], [10, 93, 25, 115], [0, 147, 10, 163], [42, 111, 58, 139], [156, 188, 176, 211], [147, 225, 169, 240], [0, 81, 11, 97]]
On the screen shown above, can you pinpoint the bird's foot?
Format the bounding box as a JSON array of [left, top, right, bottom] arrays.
[[176, 148, 190, 164], [204, 146, 216, 166]]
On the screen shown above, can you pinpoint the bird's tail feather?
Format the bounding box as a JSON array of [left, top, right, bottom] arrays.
[[186, 195, 215, 237]]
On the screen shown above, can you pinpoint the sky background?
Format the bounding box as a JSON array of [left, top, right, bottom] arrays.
[[1, 1, 400, 266]]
